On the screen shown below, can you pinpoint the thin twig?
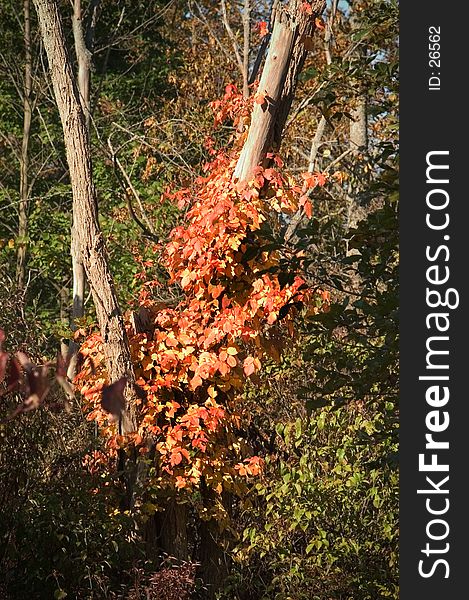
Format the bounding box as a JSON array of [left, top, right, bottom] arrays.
[[220, 0, 244, 76], [107, 135, 158, 241], [241, 0, 251, 97], [190, 1, 234, 66], [324, 147, 354, 173]]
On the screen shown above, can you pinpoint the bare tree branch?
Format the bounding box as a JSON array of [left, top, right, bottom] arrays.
[[220, 0, 245, 77], [107, 135, 159, 241], [241, 0, 251, 97]]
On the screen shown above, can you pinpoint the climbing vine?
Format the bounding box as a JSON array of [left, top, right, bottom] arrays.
[[75, 84, 329, 495]]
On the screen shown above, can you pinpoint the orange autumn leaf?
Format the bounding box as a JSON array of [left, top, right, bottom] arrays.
[[190, 374, 203, 390], [76, 85, 330, 492], [315, 17, 325, 30], [227, 355, 237, 368], [243, 356, 256, 376], [254, 93, 267, 106], [256, 21, 269, 38]]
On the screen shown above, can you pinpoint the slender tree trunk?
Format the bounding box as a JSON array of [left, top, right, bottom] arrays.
[[242, 0, 250, 98], [67, 0, 97, 380], [234, 0, 326, 182], [349, 2, 368, 152], [72, 0, 92, 131], [349, 89, 368, 151], [32, 0, 137, 431], [154, 499, 188, 561], [16, 0, 33, 288], [197, 487, 230, 599]]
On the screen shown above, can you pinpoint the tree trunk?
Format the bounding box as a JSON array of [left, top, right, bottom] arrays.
[[32, 0, 137, 431], [197, 485, 230, 599], [72, 0, 92, 132], [349, 2, 368, 152], [234, 0, 326, 183], [198, 519, 227, 599], [242, 0, 250, 98], [154, 499, 189, 561], [16, 0, 33, 289], [67, 0, 97, 380], [349, 95, 367, 151]]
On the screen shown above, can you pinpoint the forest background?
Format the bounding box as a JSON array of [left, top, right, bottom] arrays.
[[0, 0, 398, 598]]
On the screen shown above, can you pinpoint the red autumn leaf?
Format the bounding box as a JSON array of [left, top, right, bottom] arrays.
[[273, 155, 284, 168], [301, 172, 318, 188], [190, 374, 203, 390], [227, 354, 237, 367], [254, 93, 267, 106], [170, 450, 183, 466], [235, 463, 247, 476], [315, 172, 327, 186], [1, 355, 21, 396], [256, 21, 269, 38], [101, 377, 126, 418], [0, 352, 8, 386], [301, 171, 327, 189], [5, 353, 50, 419], [175, 476, 187, 489], [17, 352, 50, 403], [315, 17, 325, 30]]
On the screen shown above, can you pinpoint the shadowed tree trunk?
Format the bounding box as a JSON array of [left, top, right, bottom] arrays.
[[16, 0, 33, 288], [197, 484, 231, 600], [155, 499, 189, 561], [32, 0, 137, 434]]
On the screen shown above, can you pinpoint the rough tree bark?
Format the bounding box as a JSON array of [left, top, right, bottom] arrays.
[[234, 0, 326, 182], [72, 0, 93, 132], [66, 0, 100, 380], [16, 0, 33, 288], [349, 1, 368, 152], [70, 0, 90, 328], [32, 0, 137, 433], [349, 95, 367, 151], [242, 0, 250, 98], [198, 485, 231, 599]]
